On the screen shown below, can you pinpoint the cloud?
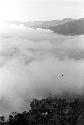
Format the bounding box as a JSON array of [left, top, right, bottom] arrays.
[[0, 22, 84, 117]]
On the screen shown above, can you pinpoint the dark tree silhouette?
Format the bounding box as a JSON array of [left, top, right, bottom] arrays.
[[0, 96, 84, 125]]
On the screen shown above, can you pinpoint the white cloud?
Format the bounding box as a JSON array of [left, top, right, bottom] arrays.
[[0, 22, 84, 118]]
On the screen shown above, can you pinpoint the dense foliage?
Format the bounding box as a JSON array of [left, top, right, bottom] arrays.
[[0, 97, 84, 125]]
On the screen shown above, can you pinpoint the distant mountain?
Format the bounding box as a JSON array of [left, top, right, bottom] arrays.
[[5, 18, 84, 35], [29, 18, 84, 35], [27, 18, 74, 29], [27, 18, 84, 36], [49, 18, 84, 35], [5, 18, 73, 28]]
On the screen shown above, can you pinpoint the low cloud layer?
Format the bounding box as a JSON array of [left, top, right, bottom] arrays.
[[0, 22, 84, 117]]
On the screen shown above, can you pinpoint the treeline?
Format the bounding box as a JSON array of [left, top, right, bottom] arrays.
[[0, 97, 84, 125]]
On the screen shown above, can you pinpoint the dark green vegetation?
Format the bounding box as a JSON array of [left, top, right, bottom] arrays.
[[0, 96, 84, 125]]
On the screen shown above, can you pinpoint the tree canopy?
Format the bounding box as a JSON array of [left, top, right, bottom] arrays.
[[0, 96, 84, 125]]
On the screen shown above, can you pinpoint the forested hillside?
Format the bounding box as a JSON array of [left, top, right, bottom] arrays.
[[0, 96, 84, 125]]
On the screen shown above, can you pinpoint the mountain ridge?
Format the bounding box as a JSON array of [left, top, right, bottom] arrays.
[[4, 18, 84, 35]]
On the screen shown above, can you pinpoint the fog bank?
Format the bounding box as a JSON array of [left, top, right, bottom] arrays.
[[0, 23, 84, 116]]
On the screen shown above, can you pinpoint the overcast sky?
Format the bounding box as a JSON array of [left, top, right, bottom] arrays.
[[0, 0, 84, 21]]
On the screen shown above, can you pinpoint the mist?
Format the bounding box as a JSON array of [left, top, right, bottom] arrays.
[[0, 23, 84, 117]]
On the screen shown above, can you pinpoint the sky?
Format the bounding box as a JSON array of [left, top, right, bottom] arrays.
[[0, 0, 84, 21]]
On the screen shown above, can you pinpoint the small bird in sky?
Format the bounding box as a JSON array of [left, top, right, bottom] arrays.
[[57, 73, 64, 78]]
